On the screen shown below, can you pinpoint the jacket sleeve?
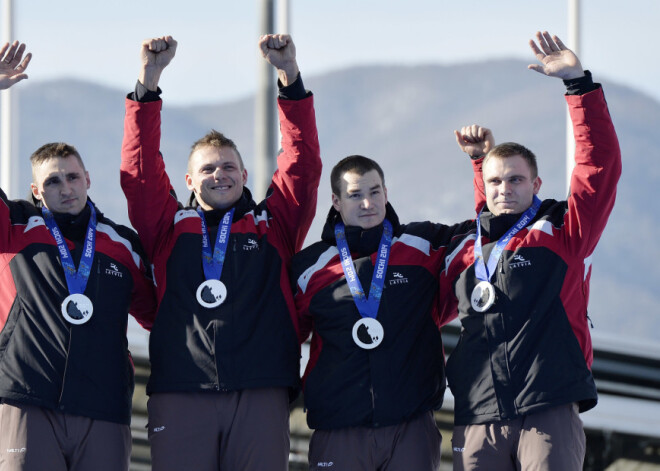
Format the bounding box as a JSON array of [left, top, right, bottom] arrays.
[[120, 98, 180, 261], [471, 157, 487, 214], [126, 234, 157, 331], [266, 95, 322, 255], [297, 296, 314, 346], [291, 253, 315, 344], [563, 86, 621, 257], [436, 229, 476, 328], [0, 188, 10, 251]]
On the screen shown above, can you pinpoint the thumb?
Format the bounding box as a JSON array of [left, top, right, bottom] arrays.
[[10, 74, 28, 84], [527, 64, 546, 75]]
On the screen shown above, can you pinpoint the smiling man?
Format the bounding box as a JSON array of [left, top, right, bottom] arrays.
[[120, 34, 321, 470], [0, 43, 156, 471], [185, 133, 247, 210], [440, 32, 622, 470], [291, 155, 481, 470]]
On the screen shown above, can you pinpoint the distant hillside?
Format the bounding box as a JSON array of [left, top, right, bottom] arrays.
[[9, 60, 660, 342]]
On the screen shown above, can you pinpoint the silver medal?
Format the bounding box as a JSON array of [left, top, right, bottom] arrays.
[[352, 318, 384, 350], [61, 293, 94, 325], [471, 281, 496, 312], [196, 279, 227, 308]]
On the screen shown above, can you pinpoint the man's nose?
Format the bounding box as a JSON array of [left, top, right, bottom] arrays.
[[61, 181, 73, 195]]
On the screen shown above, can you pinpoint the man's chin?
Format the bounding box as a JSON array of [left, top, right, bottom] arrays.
[[203, 195, 241, 211], [358, 216, 384, 230], [51, 203, 84, 215], [494, 203, 520, 214]]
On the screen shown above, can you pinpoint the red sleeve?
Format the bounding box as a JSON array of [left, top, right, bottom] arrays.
[[563, 87, 621, 257], [266, 96, 322, 255], [128, 255, 157, 331], [0, 189, 10, 251], [120, 98, 179, 260], [471, 156, 486, 214], [0, 190, 13, 331]]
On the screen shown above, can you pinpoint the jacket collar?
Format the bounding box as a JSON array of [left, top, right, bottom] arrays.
[[187, 187, 257, 225], [29, 194, 101, 242], [479, 199, 548, 241], [321, 202, 401, 257]]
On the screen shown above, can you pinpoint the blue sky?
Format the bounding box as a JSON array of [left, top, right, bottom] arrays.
[[7, 0, 660, 105]]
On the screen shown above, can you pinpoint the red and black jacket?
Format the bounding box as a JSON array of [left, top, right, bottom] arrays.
[[440, 86, 622, 425], [291, 205, 475, 430], [120, 92, 321, 396], [0, 196, 156, 425]]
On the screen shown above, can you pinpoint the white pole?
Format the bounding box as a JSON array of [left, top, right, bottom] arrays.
[[275, 0, 289, 157], [254, 0, 276, 200], [277, 0, 290, 34], [1, 0, 14, 197], [566, 0, 580, 194]]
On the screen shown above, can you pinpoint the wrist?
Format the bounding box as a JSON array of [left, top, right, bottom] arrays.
[[277, 62, 300, 87], [139, 65, 162, 92]]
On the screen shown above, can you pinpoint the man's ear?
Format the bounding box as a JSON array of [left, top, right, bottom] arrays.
[[30, 183, 41, 200], [185, 173, 194, 191], [332, 193, 341, 212], [533, 176, 542, 194]]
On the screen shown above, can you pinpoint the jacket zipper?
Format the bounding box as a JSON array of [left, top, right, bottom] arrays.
[[58, 328, 73, 408]]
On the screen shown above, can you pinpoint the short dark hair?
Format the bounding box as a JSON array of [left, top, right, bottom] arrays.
[[485, 142, 538, 179], [30, 143, 85, 181], [330, 155, 385, 195], [188, 130, 244, 172]]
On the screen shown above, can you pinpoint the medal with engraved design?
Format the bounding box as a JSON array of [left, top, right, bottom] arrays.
[[352, 317, 384, 350], [472, 196, 542, 314], [470, 281, 495, 313], [61, 293, 94, 325], [196, 279, 227, 308], [335, 220, 393, 350], [42, 202, 98, 326], [197, 207, 234, 309]]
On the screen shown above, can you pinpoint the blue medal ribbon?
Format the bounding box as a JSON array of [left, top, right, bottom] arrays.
[[197, 207, 235, 282], [335, 219, 393, 319], [42, 201, 97, 297], [474, 195, 542, 282]]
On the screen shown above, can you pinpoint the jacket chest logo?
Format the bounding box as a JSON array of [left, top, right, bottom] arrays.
[[389, 271, 409, 285], [242, 238, 259, 251], [105, 262, 123, 278], [509, 254, 532, 269]]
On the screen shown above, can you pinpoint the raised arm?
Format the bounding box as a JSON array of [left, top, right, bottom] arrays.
[[454, 124, 493, 213], [529, 31, 620, 255], [1, 42, 32, 248], [258, 35, 322, 253], [0, 41, 31, 90], [120, 36, 179, 259]]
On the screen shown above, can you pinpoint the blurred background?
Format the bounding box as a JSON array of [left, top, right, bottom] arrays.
[[2, 1, 659, 469]]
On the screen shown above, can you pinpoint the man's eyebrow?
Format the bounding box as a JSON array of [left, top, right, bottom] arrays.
[[347, 183, 381, 193], [486, 174, 526, 181]]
